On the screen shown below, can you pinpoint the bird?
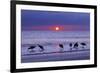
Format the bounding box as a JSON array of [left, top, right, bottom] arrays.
[[28, 45, 36, 52], [69, 43, 73, 51], [73, 42, 79, 50], [80, 42, 86, 49], [69, 43, 73, 47], [37, 44, 44, 52], [59, 44, 64, 48], [59, 44, 64, 52]]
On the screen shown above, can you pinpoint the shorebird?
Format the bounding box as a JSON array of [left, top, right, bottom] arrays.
[[69, 43, 73, 51], [28, 45, 36, 52], [80, 42, 86, 49], [37, 44, 44, 52], [59, 44, 64, 52], [73, 42, 79, 50]]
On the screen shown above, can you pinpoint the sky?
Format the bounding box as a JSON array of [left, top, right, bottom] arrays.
[[21, 10, 90, 31]]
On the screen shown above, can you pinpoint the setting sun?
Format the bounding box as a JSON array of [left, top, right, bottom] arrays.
[[55, 27, 60, 31]]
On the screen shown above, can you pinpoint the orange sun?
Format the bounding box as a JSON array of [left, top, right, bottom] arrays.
[[55, 27, 60, 31]]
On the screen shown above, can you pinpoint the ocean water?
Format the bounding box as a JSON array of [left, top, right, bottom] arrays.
[[21, 31, 90, 63]]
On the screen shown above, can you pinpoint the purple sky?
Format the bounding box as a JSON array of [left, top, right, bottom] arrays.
[[21, 10, 90, 31]]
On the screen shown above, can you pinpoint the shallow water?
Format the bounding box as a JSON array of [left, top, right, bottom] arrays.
[[21, 31, 90, 63]]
